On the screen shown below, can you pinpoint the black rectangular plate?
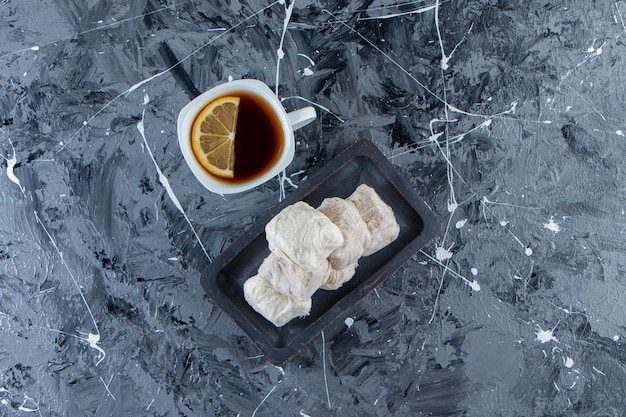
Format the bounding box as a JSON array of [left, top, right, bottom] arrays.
[[202, 139, 441, 365]]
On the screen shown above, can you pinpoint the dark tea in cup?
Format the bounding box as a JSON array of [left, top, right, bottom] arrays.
[[178, 79, 316, 194], [191, 91, 284, 184]]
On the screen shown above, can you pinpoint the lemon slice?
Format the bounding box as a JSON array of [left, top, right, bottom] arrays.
[[191, 96, 240, 178]]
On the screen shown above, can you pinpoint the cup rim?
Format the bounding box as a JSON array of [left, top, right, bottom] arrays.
[[177, 79, 295, 194]]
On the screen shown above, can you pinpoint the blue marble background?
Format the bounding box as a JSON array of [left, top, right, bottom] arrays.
[[1, 0, 625, 415]]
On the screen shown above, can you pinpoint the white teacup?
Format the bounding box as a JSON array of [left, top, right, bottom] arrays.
[[177, 79, 316, 194]]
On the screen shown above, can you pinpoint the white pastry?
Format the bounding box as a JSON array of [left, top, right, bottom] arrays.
[[347, 184, 400, 256], [317, 197, 370, 270], [320, 262, 358, 290], [265, 201, 344, 272], [258, 253, 329, 301], [243, 275, 312, 327]]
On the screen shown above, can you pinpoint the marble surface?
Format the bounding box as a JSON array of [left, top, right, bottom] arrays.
[[1, 0, 625, 415]]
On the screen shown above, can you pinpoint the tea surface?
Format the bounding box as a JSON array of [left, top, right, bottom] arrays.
[[192, 91, 283, 183]]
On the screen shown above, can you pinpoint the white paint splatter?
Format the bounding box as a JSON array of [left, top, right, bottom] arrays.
[[479, 118, 492, 128], [30, 46, 40, 51], [137, 119, 183, 213], [357, 3, 437, 21], [543, 216, 560, 233], [251, 385, 277, 417], [143, 93, 150, 105], [137, 113, 212, 262], [78, 331, 106, 366], [99, 373, 117, 400], [435, 245, 453, 261], [428, 131, 444, 143], [470, 268, 478, 276], [278, 168, 299, 201], [17, 395, 39, 413], [525, 246, 533, 256], [499, 220, 509, 227], [344, 317, 354, 328], [469, 280, 481, 291], [4, 139, 25, 193], [535, 326, 558, 343], [613, 335, 620, 342], [455, 218, 467, 229], [563, 357, 574, 368], [296, 53, 315, 66], [434, 0, 449, 70], [302, 67, 314, 76], [440, 55, 450, 70], [34, 211, 105, 364], [420, 250, 480, 292], [321, 331, 332, 409], [274, 0, 294, 96], [616, 130, 624, 136]]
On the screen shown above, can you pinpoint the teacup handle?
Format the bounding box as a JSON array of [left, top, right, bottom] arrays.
[[287, 106, 317, 131]]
